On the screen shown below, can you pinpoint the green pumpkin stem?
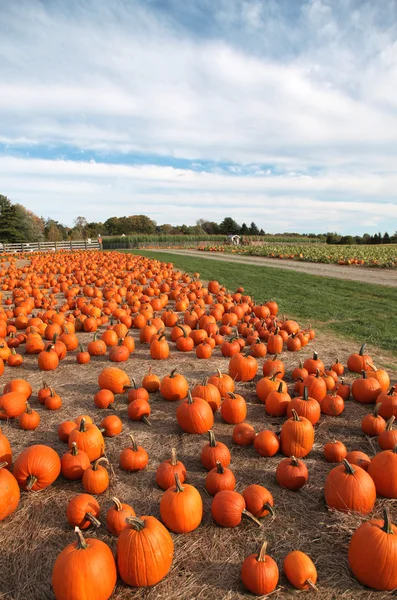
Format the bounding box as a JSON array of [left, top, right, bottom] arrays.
[[125, 516, 146, 530], [373, 403, 382, 418], [208, 430, 217, 447], [290, 455, 299, 467], [75, 526, 89, 548], [141, 415, 151, 427], [71, 442, 79, 456], [263, 502, 275, 517], [170, 368, 177, 378], [359, 344, 366, 356], [303, 387, 309, 401], [215, 461, 224, 474], [26, 475, 38, 491], [79, 418, 86, 432], [342, 459, 355, 475], [382, 507, 394, 534]]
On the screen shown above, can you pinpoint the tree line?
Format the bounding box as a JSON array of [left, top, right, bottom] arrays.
[[0, 194, 395, 245]]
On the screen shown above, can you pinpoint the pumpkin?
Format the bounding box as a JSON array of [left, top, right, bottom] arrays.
[[160, 472, 203, 533], [13, 444, 61, 491], [94, 389, 115, 409], [0, 428, 12, 467], [207, 369, 235, 397], [367, 445, 397, 498], [160, 369, 189, 401], [52, 527, 117, 600], [66, 493, 101, 529], [292, 360, 309, 382], [232, 423, 255, 446], [335, 378, 350, 400], [58, 420, 77, 443], [228, 352, 258, 382], [211, 490, 261, 527], [98, 366, 130, 394], [352, 371, 382, 404], [347, 343, 372, 373], [45, 388, 62, 410], [348, 507, 397, 591], [109, 339, 130, 362], [280, 410, 314, 458], [175, 325, 194, 352], [156, 448, 187, 490], [0, 462, 20, 520], [117, 515, 174, 587], [61, 442, 90, 480], [38, 345, 59, 371], [377, 387, 397, 419], [321, 390, 345, 417], [287, 386, 320, 424], [100, 415, 123, 437], [201, 430, 231, 470], [127, 398, 151, 426], [366, 363, 390, 392], [324, 440, 347, 463], [221, 392, 247, 424], [82, 458, 109, 494], [119, 434, 148, 472], [176, 391, 214, 434], [276, 455, 308, 490], [267, 328, 283, 354], [37, 381, 51, 404], [68, 418, 105, 462], [18, 402, 40, 430], [299, 370, 327, 402], [241, 541, 279, 595], [127, 379, 149, 403], [361, 403, 386, 436], [284, 551, 317, 590], [331, 358, 344, 376], [378, 416, 397, 450], [87, 332, 107, 356], [265, 382, 291, 417], [142, 366, 161, 392], [150, 333, 170, 360], [0, 391, 27, 419], [256, 373, 286, 404], [254, 430, 279, 457], [106, 497, 136, 536], [324, 459, 376, 514], [303, 351, 324, 374], [3, 378, 32, 399], [205, 462, 236, 496], [345, 450, 371, 471], [243, 484, 274, 518], [191, 378, 221, 413]]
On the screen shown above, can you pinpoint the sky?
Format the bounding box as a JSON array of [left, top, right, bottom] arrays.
[[1, 0, 397, 234]]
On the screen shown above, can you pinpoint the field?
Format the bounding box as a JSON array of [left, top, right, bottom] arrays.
[[1, 250, 396, 600], [199, 243, 397, 268]]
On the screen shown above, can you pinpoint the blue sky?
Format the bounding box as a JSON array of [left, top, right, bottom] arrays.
[[1, 0, 397, 233]]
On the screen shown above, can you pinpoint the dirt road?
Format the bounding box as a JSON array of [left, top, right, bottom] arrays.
[[148, 249, 397, 287]]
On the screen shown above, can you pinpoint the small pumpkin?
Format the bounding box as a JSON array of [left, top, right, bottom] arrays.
[[61, 442, 90, 481], [155, 448, 187, 490], [13, 444, 61, 491], [323, 440, 347, 463], [119, 434, 148, 472], [176, 391, 214, 434], [106, 497, 136, 536], [66, 493, 101, 529], [232, 423, 255, 446], [241, 541, 279, 596], [284, 550, 317, 590], [324, 459, 376, 514], [0, 462, 20, 521], [242, 484, 274, 518], [205, 461, 236, 496], [201, 430, 231, 470], [160, 472, 203, 533], [211, 490, 261, 528], [276, 455, 308, 490]]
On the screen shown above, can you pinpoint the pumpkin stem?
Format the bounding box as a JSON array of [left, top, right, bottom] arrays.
[[242, 509, 262, 527], [92, 457, 108, 471], [270, 371, 282, 381], [25, 402, 32, 414], [257, 541, 268, 561], [386, 416, 395, 431], [174, 472, 184, 492], [373, 403, 382, 418], [170, 368, 177, 378], [171, 448, 178, 466], [216, 369, 223, 379], [359, 343, 366, 356], [0, 461, 8, 469], [85, 512, 101, 528], [306, 579, 318, 591], [26, 475, 38, 490], [215, 461, 224, 474], [382, 507, 394, 535], [302, 387, 309, 401], [208, 430, 217, 447], [74, 526, 89, 549], [79, 418, 86, 432], [290, 409, 300, 422], [277, 382, 283, 393], [128, 433, 138, 452], [71, 442, 79, 456], [112, 497, 123, 512], [342, 459, 355, 475], [263, 502, 275, 517], [361, 370, 367, 379], [141, 415, 151, 427], [290, 455, 299, 467], [187, 391, 193, 404]]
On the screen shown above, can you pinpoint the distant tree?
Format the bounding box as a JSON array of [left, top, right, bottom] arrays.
[[219, 217, 241, 235], [249, 222, 260, 235], [0, 195, 20, 242], [340, 235, 354, 245], [14, 204, 45, 241], [157, 224, 174, 234], [128, 215, 156, 234], [45, 220, 64, 242], [383, 232, 390, 244], [240, 222, 249, 235], [259, 229, 265, 236], [199, 220, 220, 234]]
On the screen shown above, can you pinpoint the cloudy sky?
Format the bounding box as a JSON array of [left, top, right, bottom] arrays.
[[1, 0, 397, 233]]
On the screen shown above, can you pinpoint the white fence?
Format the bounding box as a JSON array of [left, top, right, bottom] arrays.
[[0, 240, 102, 253]]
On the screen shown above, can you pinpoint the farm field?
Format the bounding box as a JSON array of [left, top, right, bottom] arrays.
[[0, 250, 396, 600], [199, 242, 397, 268]]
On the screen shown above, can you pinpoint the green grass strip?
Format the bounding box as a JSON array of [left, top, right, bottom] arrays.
[[122, 250, 397, 355]]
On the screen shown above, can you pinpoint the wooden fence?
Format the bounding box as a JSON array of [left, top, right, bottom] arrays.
[[0, 240, 102, 253]]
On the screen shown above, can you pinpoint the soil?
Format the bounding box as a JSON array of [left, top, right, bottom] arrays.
[[150, 249, 397, 287]]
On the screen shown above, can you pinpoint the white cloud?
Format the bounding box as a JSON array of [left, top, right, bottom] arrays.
[[0, 0, 396, 232]]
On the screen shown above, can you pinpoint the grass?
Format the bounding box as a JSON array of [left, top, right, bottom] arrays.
[[126, 250, 397, 355]]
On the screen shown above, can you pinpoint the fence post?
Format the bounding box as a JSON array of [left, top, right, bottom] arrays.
[[70, 241, 73, 250], [55, 241, 57, 250], [85, 240, 87, 250]]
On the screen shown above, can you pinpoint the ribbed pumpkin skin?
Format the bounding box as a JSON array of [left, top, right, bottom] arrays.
[[0, 465, 20, 520], [117, 516, 174, 587], [0, 391, 27, 418], [68, 423, 105, 463], [160, 482, 203, 533], [156, 455, 187, 490], [106, 500, 136, 536], [52, 535, 117, 600], [0, 429, 12, 467], [13, 445, 61, 491], [276, 457, 308, 490], [283, 550, 317, 590], [205, 465, 236, 496], [66, 494, 100, 530], [211, 490, 246, 527], [348, 515, 397, 590], [324, 461, 376, 514], [242, 484, 274, 518], [98, 367, 130, 394], [176, 396, 214, 434], [280, 414, 314, 458], [367, 450, 397, 498], [241, 547, 279, 595]]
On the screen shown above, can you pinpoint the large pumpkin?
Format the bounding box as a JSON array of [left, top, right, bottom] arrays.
[[0, 462, 20, 520], [176, 392, 214, 434], [98, 367, 130, 394], [13, 444, 61, 491], [117, 516, 174, 587], [324, 459, 376, 514], [160, 473, 203, 533], [280, 410, 314, 458], [68, 418, 105, 463], [52, 527, 117, 600], [367, 446, 397, 498]]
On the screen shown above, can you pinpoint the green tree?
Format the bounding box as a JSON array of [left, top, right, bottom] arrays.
[[240, 222, 249, 235], [14, 204, 45, 241], [249, 222, 259, 235], [259, 228, 265, 236], [0, 195, 20, 242], [219, 217, 241, 235]]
